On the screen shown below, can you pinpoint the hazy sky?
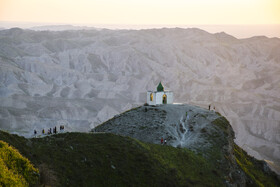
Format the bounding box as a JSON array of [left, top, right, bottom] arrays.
[[0, 0, 279, 25]]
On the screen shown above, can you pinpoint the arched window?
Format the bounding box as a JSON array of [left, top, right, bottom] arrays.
[[150, 93, 153, 101], [163, 94, 167, 104]]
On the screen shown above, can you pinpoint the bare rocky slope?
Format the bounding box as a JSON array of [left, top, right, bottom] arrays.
[[94, 104, 225, 150], [94, 104, 233, 153], [0, 27, 279, 173]]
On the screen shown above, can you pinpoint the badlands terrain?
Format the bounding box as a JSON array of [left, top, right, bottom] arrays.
[[0, 27, 279, 173]]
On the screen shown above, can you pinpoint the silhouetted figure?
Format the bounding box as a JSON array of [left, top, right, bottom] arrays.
[[50, 128, 52, 134], [161, 138, 163, 144], [42, 129, 45, 134], [209, 105, 211, 110], [54, 126, 57, 134], [34, 130, 37, 136]]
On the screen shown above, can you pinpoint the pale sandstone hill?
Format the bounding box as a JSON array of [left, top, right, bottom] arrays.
[[0, 27, 279, 173]]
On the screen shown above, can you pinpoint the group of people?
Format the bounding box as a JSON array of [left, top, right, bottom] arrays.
[[34, 125, 65, 137], [161, 137, 167, 145]]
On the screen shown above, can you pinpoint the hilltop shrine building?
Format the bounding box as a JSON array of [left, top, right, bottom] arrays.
[[147, 82, 173, 105]]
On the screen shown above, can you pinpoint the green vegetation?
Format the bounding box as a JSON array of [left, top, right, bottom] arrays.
[[211, 117, 230, 136], [0, 140, 39, 187], [200, 117, 230, 162], [0, 130, 279, 186], [234, 144, 280, 187], [146, 142, 223, 186], [0, 131, 222, 186]]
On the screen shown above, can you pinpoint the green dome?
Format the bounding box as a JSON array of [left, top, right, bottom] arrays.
[[157, 82, 164, 92]]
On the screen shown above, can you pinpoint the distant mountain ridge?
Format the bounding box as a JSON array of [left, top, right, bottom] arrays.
[[29, 25, 97, 31], [0, 27, 279, 174]]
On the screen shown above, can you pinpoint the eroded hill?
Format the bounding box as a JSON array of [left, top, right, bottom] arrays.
[[0, 28, 280, 174]]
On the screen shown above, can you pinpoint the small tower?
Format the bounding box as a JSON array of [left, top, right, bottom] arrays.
[[147, 82, 173, 105], [157, 82, 164, 92]]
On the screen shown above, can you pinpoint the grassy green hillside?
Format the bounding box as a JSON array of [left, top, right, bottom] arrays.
[[0, 140, 39, 187], [234, 144, 279, 187], [0, 131, 223, 186], [0, 130, 279, 186]]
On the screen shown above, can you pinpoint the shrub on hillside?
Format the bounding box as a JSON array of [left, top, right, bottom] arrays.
[[0, 140, 39, 186]]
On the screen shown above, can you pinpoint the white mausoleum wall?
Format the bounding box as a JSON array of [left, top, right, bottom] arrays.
[[165, 91, 173, 104], [147, 91, 173, 105], [155, 92, 164, 104]]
